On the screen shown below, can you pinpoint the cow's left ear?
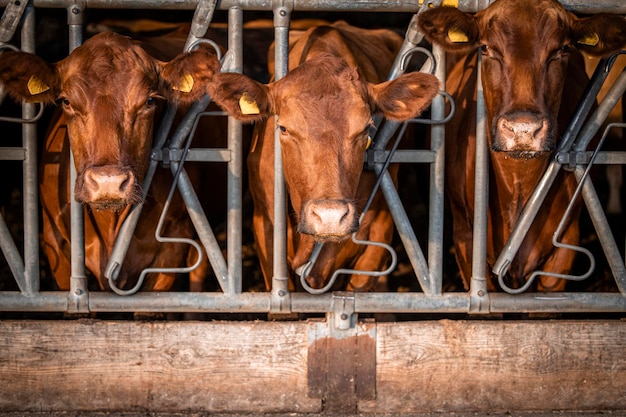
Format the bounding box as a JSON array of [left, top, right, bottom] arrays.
[[368, 72, 440, 122], [206, 72, 272, 123], [417, 7, 480, 52], [161, 43, 222, 104], [571, 14, 626, 56]]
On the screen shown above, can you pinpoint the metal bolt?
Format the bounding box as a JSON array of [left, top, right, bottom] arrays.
[[340, 313, 348, 320], [278, 289, 286, 297], [477, 290, 485, 297], [72, 7, 80, 14], [74, 289, 83, 296], [279, 9, 287, 16]]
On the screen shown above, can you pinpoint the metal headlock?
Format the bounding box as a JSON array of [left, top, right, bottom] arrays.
[[493, 51, 626, 295], [0, 0, 625, 315]]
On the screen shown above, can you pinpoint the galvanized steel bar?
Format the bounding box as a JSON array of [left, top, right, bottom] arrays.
[[270, 1, 291, 313], [66, 5, 88, 313], [469, 53, 489, 313], [1, 0, 623, 14], [20, 4, 39, 295], [226, 6, 243, 294], [0, 290, 624, 313], [428, 43, 446, 296]]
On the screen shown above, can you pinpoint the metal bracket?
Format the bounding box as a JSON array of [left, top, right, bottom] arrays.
[[0, 0, 28, 43], [331, 292, 356, 330]]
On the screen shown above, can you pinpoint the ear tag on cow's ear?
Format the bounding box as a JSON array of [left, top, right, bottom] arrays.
[[239, 92, 260, 115], [173, 73, 194, 93], [577, 32, 600, 47], [27, 75, 50, 96], [448, 28, 469, 43], [366, 135, 372, 150]]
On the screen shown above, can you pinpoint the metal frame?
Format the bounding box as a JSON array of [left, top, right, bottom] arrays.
[[0, 0, 624, 317]]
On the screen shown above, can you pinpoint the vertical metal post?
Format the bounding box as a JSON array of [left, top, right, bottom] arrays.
[[270, 1, 292, 313], [227, 6, 243, 294], [67, 2, 88, 312], [428, 44, 446, 296], [20, 4, 39, 295], [469, 53, 489, 313]]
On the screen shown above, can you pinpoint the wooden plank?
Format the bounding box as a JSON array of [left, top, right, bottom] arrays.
[[360, 320, 626, 413], [0, 319, 624, 413], [0, 319, 320, 413]]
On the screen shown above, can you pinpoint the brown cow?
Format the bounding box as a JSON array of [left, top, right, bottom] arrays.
[[0, 32, 223, 293], [191, 21, 439, 292], [418, 0, 626, 291]]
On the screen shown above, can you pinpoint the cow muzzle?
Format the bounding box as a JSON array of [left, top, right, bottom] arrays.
[[492, 112, 553, 159], [298, 199, 359, 242], [76, 165, 142, 210]]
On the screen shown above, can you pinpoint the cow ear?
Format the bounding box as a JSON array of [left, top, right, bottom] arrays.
[[368, 72, 440, 122], [571, 14, 626, 56], [207, 72, 272, 123], [161, 43, 222, 104], [417, 7, 480, 52], [0, 51, 58, 103]]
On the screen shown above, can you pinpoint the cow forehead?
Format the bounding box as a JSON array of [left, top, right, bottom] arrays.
[[272, 64, 372, 134], [58, 39, 160, 98], [479, 0, 569, 48]]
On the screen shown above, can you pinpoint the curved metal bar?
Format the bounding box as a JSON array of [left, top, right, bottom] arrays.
[[108, 115, 204, 296], [0, 101, 45, 123], [298, 227, 398, 295], [497, 123, 625, 294]]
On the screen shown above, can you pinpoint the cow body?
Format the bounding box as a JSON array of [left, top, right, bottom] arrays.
[[418, 0, 626, 291], [0, 32, 223, 292], [202, 22, 439, 291]]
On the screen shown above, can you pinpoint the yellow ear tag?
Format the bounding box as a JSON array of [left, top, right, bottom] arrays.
[[239, 92, 260, 115], [27, 75, 50, 95], [448, 28, 469, 43], [173, 73, 194, 93], [577, 32, 600, 47], [366, 135, 372, 150]]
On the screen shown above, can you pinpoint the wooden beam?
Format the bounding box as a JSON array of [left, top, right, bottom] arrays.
[[0, 319, 624, 413]]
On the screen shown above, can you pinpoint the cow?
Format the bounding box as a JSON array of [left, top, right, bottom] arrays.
[[188, 21, 439, 292], [0, 31, 225, 293], [417, 0, 626, 291]]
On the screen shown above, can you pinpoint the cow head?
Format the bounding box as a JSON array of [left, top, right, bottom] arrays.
[[198, 53, 439, 241], [0, 31, 219, 211], [418, 0, 626, 158]]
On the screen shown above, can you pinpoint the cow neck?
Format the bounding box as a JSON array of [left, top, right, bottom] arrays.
[[488, 150, 550, 236], [84, 204, 133, 248]]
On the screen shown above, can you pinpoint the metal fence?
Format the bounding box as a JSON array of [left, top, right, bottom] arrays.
[[0, 0, 625, 320]]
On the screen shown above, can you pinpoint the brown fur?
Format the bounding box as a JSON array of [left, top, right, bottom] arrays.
[[0, 32, 225, 292], [418, 0, 626, 291], [202, 22, 439, 291]]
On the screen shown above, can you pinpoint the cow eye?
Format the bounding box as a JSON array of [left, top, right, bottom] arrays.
[[146, 97, 156, 106], [480, 44, 489, 54], [58, 97, 70, 107], [277, 124, 287, 134]]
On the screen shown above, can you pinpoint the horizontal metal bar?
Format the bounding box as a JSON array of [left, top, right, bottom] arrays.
[[0, 291, 623, 313], [0, 0, 622, 14], [151, 148, 231, 163], [0, 147, 25, 161], [367, 149, 436, 165], [556, 151, 626, 165]]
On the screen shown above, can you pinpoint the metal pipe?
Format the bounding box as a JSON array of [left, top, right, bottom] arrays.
[[270, 2, 291, 313], [0, 290, 623, 313], [226, 6, 244, 295], [1, 0, 622, 14], [428, 43, 446, 296], [21, 5, 39, 295], [66, 3, 88, 313], [469, 53, 489, 313]]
